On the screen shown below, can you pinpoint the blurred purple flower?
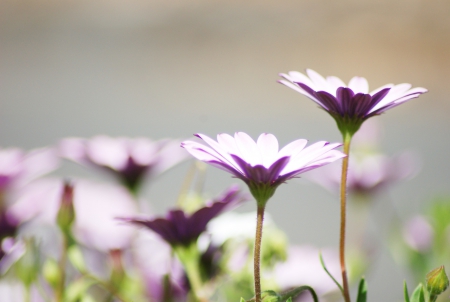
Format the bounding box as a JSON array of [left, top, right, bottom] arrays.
[[133, 231, 188, 302], [307, 120, 419, 197], [181, 132, 344, 205], [0, 238, 25, 275], [308, 151, 418, 197], [272, 245, 340, 302], [0, 147, 59, 193], [0, 211, 18, 242], [403, 216, 433, 253], [9, 179, 138, 252], [125, 185, 247, 247], [279, 69, 427, 135], [59, 136, 188, 192]]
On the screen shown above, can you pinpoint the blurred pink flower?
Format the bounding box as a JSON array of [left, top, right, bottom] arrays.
[[132, 231, 188, 302], [0, 147, 59, 193], [403, 216, 433, 253], [272, 245, 340, 302], [307, 121, 418, 197], [9, 179, 138, 252], [59, 136, 188, 192]]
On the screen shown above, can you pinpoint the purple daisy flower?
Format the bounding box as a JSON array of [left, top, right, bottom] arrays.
[[59, 136, 188, 193], [279, 69, 427, 135], [125, 185, 247, 247], [181, 132, 345, 206]]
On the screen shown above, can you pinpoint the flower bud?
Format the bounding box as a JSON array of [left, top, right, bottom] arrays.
[[56, 181, 75, 235], [426, 265, 449, 298]]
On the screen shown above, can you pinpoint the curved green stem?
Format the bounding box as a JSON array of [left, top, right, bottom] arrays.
[[340, 133, 352, 302], [254, 206, 265, 302]]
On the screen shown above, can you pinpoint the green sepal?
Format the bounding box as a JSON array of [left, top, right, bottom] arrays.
[[404, 281, 410, 302], [240, 298, 246, 302], [356, 277, 368, 302], [261, 290, 281, 301], [410, 284, 425, 302]]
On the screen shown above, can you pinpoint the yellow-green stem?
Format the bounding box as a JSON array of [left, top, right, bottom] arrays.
[[254, 205, 265, 302], [56, 236, 68, 302], [174, 244, 205, 302], [340, 133, 352, 302]]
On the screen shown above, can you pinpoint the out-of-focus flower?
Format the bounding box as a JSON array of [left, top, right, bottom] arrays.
[[272, 246, 340, 302], [124, 185, 247, 247], [279, 69, 427, 135], [0, 147, 59, 194], [0, 238, 26, 274], [9, 179, 138, 252], [403, 216, 433, 253], [59, 136, 188, 193], [133, 231, 188, 302], [181, 132, 344, 206], [307, 120, 419, 197], [308, 151, 418, 197]]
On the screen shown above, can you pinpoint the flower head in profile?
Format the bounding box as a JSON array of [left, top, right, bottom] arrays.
[[124, 185, 247, 247], [181, 132, 345, 206], [279, 69, 427, 136], [59, 136, 188, 193]]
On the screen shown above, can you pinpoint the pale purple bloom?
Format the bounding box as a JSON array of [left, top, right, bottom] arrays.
[[279, 69, 427, 121], [181, 133, 345, 204], [272, 246, 340, 302], [133, 231, 188, 302], [125, 185, 247, 247], [308, 151, 418, 196], [0, 147, 59, 193], [403, 216, 433, 253], [9, 179, 138, 252], [307, 120, 418, 196], [59, 136, 188, 192]]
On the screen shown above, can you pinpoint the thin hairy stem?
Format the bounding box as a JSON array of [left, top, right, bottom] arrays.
[[340, 133, 352, 302], [254, 205, 265, 302]]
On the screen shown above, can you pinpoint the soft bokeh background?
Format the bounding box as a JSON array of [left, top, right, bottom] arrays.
[[1, 0, 449, 301]]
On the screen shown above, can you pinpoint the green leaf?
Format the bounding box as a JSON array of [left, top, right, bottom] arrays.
[[261, 290, 281, 301], [410, 284, 425, 302], [319, 251, 344, 294], [286, 298, 293, 302], [404, 281, 410, 302], [356, 277, 368, 302], [240, 298, 246, 302]]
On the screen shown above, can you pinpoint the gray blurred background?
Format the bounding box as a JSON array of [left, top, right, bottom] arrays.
[[1, 0, 449, 301]]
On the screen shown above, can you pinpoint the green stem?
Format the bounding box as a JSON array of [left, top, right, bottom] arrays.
[[340, 133, 352, 302], [254, 205, 265, 302], [174, 244, 205, 302], [56, 236, 68, 302]]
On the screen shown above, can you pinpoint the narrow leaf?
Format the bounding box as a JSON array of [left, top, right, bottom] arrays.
[[404, 281, 410, 302], [410, 284, 425, 302], [319, 251, 344, 294], [356, 277, 368, 302]]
